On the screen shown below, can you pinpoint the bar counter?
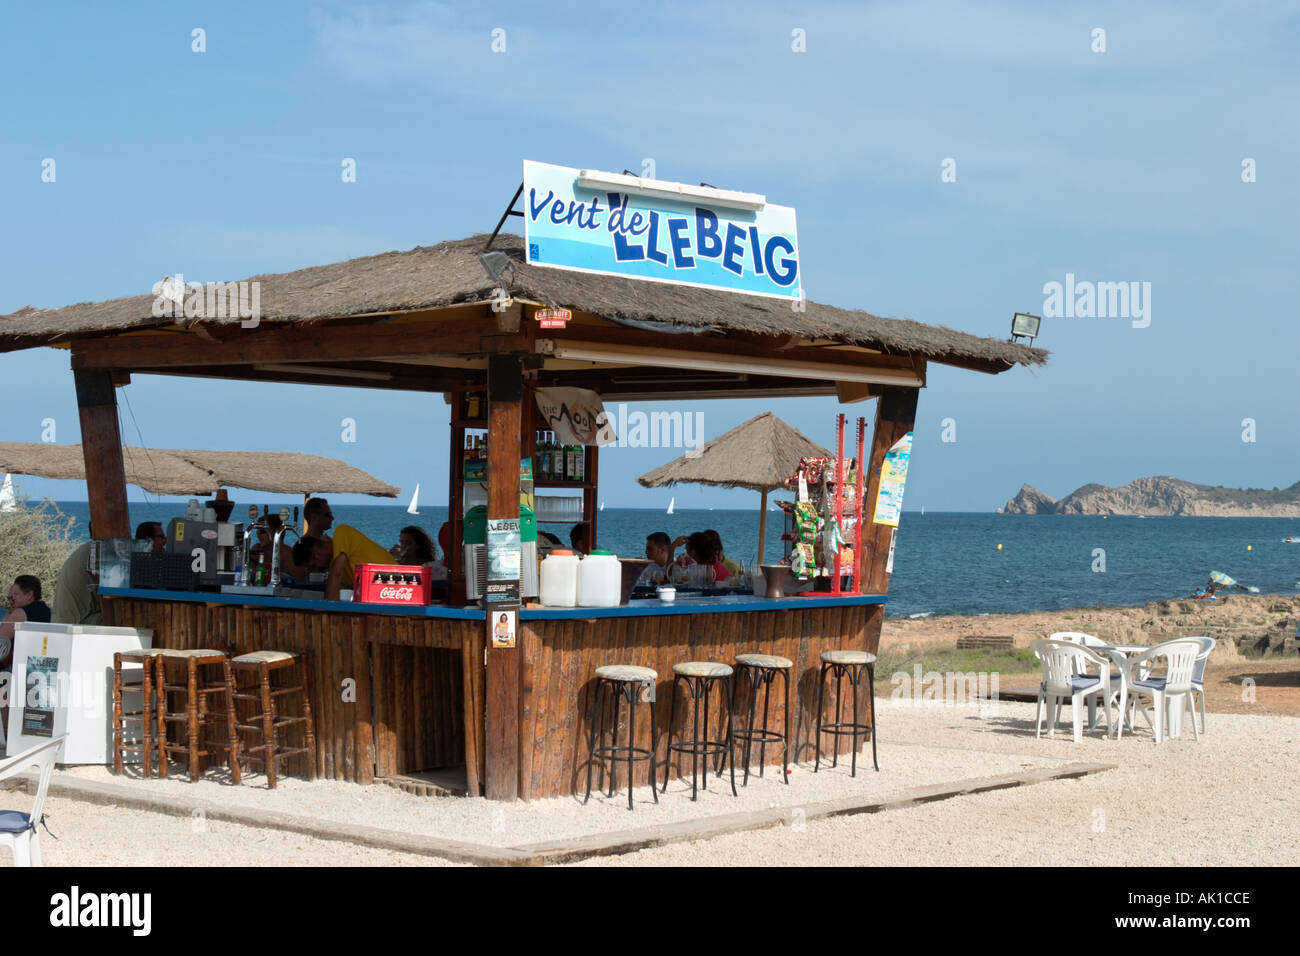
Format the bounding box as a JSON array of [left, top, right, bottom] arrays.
[[100, 587, 886, 798]]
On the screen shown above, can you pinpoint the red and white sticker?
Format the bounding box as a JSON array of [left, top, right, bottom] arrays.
[[535, 308, 570, 329]]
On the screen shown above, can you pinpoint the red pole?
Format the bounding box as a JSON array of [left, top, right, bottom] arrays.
[[832, 413, 846, 595], [852, 417, 866, 593]]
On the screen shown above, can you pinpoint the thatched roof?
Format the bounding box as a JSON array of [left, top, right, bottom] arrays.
[[0, 444, 399, 497], [637, 412, 832, 493], [0, 234, 1046, 370]]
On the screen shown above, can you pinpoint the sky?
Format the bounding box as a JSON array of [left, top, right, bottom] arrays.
[[1, 0, 1297, 512]]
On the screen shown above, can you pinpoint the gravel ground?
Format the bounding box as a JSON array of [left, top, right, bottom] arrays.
[[6, 698, 1296, 866], [30, 701, 1064, 851], [569, 699, 1300, 866]]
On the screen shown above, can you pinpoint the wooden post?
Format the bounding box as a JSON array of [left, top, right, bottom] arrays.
[[858, 388, 919, 650], [74, 368, 130, 539], [757, 489, 768, 563], [484, 355, 522, 800]]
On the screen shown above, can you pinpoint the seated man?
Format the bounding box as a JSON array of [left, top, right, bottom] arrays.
[[135, 521, 167, 554], [1, 575, 52, 668], [53, 538, 102, 626], [636, 532, 686, 587], [569, 523, 590, 556]]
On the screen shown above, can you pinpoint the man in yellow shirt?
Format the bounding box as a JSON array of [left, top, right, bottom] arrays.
[[321, 524, 395, 599]]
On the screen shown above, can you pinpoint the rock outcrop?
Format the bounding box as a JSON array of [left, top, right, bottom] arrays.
[[1001, 476, 1300, 516]]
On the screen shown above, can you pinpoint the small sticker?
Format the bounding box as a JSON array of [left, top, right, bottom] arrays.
[[491, 610, 517, 649], [200, 529, 217, 540], [174, 521, 185, 541], [536, 308, 570, 329]]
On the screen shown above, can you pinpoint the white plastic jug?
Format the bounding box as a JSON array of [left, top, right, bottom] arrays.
[[539, 550, 579, 607], [577, 549, 621, 607]]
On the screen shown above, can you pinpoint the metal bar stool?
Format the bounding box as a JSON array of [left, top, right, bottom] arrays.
[[155, 649, 242, 784], [229, 650, 316, 788], [111, 649, 165, 776], [584, 665, 659, 811], [663, 662, 738, 800], [814, 649, 879, 776], [732, 653, 792, 786]]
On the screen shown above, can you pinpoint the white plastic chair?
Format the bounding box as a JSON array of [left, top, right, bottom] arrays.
[[1049, 632, 1121, 729], [1184, 636, 1216, 735], [0, 735, 65, 866], [1124, 640, 1201, 744], [1030, 639, 1114, 743]]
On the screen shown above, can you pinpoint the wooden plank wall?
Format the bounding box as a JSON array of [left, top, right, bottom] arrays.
[[102, 598, 473, 785], [517, 604, 877, 800]]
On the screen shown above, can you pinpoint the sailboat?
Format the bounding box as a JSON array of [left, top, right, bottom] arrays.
[[599, 501, 605, 512], [920, 505, 925, 516], [666, 496, 675, 515], [0, 474, 15, 513], [406, 483, 420, 515]]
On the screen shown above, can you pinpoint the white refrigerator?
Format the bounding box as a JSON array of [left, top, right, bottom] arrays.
[[5, 621, 154, 763]]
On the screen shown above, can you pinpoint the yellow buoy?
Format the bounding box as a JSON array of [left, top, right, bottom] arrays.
[[1247, 545, 1252, 551], [997, 543, 1003, 551]]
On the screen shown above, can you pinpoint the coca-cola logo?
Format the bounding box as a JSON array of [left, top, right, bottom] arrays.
[[379, 586, 414, 600]]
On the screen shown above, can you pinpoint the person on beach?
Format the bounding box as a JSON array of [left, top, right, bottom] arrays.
[[637, 532, 686, 587], [1, 575, 52, 668]]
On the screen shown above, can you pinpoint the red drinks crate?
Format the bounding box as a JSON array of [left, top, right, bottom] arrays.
[[353, 564, 433, 605]]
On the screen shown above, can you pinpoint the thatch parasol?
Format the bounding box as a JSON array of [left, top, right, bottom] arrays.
[[636, 412, 831, 559], [0, 443, 399, 498]]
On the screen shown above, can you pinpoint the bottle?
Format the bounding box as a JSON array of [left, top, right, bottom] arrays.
[[573, 445, 584, 482], [541, 433, 554, 480]]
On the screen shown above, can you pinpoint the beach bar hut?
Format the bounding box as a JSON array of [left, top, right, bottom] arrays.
[[0, 166, 1045, 800]]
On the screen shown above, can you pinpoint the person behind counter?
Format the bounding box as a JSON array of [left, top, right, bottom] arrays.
[[636, 532, 686, 587], [685, 531, 731, 584], [1, 575, 52, 668], [569, 523, 590, 556], [304, 497, 334, 540], [705, 529, 744, 579], [391, 525, 436, 565], [136, 521, 167, 554]]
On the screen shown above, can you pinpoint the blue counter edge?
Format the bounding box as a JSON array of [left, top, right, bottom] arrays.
[[100, 587, 886, 621]]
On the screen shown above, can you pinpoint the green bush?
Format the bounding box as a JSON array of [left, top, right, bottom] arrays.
[[0, 493, 78, 607]]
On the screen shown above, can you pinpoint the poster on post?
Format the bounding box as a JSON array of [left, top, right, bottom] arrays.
[[491, 610, 517, 649], [485, 516, 521, 606], [872, 433, 913, 528]]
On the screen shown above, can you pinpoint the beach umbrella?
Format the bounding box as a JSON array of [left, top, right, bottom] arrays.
[[1209, 570, 1259, 593], [636, 411, 831, 561], [0, 442, 400, 498]]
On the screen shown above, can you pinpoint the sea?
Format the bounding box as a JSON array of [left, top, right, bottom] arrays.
[[37, 502, 1300, 618]]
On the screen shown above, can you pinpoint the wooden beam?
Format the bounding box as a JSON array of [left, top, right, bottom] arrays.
[[484, 355, 523, 801], [858, 388, 919, 605], [73, 368, 130, 539], [70, 311, 504, 370]]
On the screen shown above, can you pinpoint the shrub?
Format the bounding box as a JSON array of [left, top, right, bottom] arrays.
[[0, 492, 79, 607]]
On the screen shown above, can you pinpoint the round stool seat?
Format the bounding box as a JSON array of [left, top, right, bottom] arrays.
[[673, 661, 733, 678], [820, 650, 876, 665], [735, 653, 792, 669], [232, 650, 298, 665], [594, 664, 658, 682], [118, 648, 165, 658], [157, 648, 226, 660]]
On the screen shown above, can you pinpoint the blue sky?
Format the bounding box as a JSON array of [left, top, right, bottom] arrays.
[[1, 0, 1297, 512]]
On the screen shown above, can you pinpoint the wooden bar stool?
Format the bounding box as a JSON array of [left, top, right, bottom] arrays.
[[663, 661, 738, 800], [155, 649, 241, 784], [814, 649, 879, 777], [584, 664, 659, 811], [229, 650, 316, 789], [111, 649, 165, 776], [732, 653, 792, 786]]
